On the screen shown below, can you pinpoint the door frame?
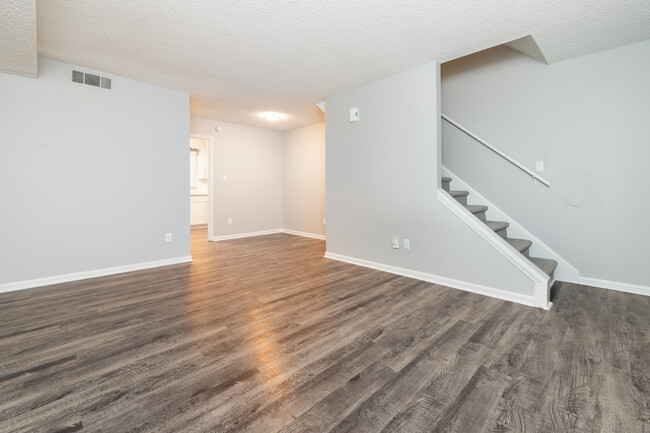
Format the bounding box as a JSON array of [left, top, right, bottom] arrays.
[[190, 134, 214, 240]]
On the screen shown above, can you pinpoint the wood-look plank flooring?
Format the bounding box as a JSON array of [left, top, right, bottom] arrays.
[[0, 230, 648, 432]]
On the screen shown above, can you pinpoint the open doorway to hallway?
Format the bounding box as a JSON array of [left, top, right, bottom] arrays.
[[189, 135, 213, 240]]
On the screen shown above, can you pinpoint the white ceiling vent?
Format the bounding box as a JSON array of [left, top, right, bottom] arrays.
[[70, 69, 113, 91]]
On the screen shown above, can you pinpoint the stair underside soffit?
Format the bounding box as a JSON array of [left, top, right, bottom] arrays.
[[504, 35, 549, 65]]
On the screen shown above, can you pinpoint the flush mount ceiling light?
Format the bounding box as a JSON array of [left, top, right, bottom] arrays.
[[260, 112, 286, 121]]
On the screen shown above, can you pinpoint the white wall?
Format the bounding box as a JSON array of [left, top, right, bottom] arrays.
[[441, 40, 650, 288], [326, 62, 539, 304], [190, 117, 283, 238], [282, 122, 326, 237], [0, 57, 190, 288]]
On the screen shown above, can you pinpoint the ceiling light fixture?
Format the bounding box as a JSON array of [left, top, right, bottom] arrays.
[[260, 112, 286, 121]]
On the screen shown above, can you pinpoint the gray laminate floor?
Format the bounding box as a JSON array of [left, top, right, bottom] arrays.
[[0, 230, 648, 432]]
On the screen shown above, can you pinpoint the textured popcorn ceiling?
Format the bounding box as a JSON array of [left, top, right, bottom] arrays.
[[0, 0, 37, 77], [24, 1, 650, 129]]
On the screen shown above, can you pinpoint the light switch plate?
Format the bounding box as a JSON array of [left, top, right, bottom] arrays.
[[349, 108, 359, 122]]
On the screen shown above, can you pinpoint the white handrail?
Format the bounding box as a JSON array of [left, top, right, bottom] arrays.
[[441, 114, 551, 187]]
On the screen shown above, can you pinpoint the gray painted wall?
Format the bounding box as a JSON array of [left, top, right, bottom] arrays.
[[282, 122, 326, 237], [0, 57, 190, 285], [326, 62, 536, 299], [190, 117, 283, 238], [441, 40, 650, 287]]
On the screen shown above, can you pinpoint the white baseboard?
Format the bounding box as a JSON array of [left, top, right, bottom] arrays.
[[210, 229, 284, 241], [579, 276, 650, 297], [323, 251, 537, 308], [1, 229, 325, 294], [0, 255, 194, 294], [282, 229, 326, 240], [211, 229, 325, 242]]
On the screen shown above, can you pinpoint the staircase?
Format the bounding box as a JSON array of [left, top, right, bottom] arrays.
[[442, 176, 558, 281]]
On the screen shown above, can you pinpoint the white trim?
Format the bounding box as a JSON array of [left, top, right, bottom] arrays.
[[436, 188, 550, 309], [442, 166, 579, 284], [436, 188, 546, 282], [282, 229, 326, 240], [210, 229, 326, 242], [210, 229, 284, 241], [323, 252, 536, 307], [579, 276, 650, 297], [0, 256, 194, 294]]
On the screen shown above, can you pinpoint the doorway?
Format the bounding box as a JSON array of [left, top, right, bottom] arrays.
[[189, 135, 213, 240]]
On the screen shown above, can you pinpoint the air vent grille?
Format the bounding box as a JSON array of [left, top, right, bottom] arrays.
[[71, 70, 84, 84], [84, 73, 100, 87], [71, 69, 113, 91], [100, 76, 112, 90]]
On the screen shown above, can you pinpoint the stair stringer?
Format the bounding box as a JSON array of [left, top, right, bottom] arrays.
[[442, 166, 579, 284], [437, 189, 551, 309]]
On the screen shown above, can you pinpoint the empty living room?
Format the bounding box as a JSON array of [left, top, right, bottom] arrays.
[[1, 1, 649, 432]]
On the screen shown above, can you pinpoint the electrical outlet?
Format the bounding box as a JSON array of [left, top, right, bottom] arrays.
[[403, 239, 410, 250], [227, 217, 232, 224], [391, 236, 399, 249], [536, 161, 544, 172], [322, 218, 326, 225], [165, 233, 172, 242]]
